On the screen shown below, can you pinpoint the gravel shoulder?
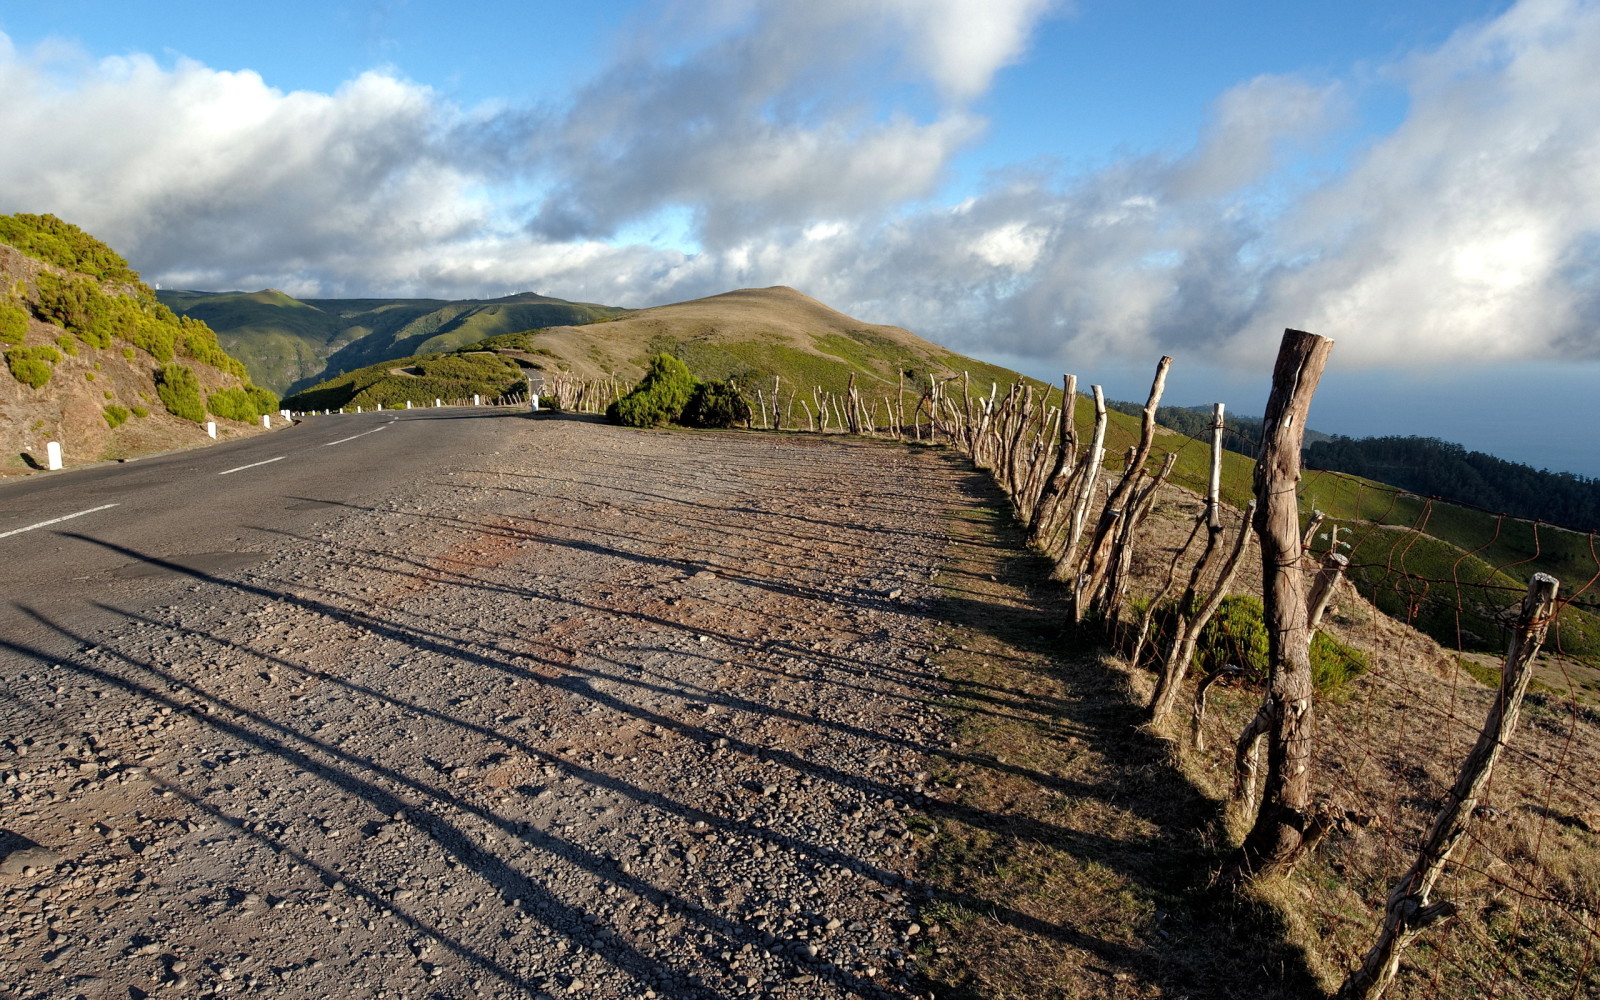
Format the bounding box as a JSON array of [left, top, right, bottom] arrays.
[[1, 417, 974, 1000]]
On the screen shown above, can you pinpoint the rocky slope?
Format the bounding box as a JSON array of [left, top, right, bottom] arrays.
[[1, 219, 276, 475]]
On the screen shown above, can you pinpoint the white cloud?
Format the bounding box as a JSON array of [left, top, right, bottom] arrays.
[[2, 0, 1598, 382], [1248, 0, 1600, 364]]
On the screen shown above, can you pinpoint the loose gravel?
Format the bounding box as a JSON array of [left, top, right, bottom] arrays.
[[1, 418, 976, 1000]]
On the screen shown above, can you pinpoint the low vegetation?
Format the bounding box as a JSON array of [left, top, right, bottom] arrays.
[[5, 344, 61, 389], [155, 363, 206, 422], [206, 385, 278, 422], [606, 353, 751, 429], [0, 212, 141, 284], [280, 349, 529, 412]]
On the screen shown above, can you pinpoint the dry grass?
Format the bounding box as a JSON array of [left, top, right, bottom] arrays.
[[525, 286, 960, 386], [913, 460, 1323, 999], [919, 466, 1600, 998]]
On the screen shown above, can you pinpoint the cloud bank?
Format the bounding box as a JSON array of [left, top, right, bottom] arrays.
[[1, 0, 1598, 374]]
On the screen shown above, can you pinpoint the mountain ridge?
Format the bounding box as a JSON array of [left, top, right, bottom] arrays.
[[156, 287, 629, 395]]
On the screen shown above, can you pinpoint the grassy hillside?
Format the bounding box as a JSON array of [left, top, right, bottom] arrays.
[[1, 214, 277, 471], [282, 351, 531, 413], [284, 285, 1048, 414], [158, 288, 627, 396]]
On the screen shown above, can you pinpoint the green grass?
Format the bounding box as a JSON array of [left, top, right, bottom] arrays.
[[161, 289, 627, 395], [281, 349, 528, 411]]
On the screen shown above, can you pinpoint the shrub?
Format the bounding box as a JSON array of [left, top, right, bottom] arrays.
[[33, 272, 115, 347], [682, 379, 751, 428], [607, 353, 697, 428], [103, 404, 131, 428], [156, 363, 206, 422], [207, 385, 279, 421], [0, 299, 28, 346], [130, 405, 149, 418], [1312, 632, 1368, 694], [0, 213, 141, 285], [1194, 594, 1367, 696], [1195, 596, 1270, 680], [5, 345, 61, 389]]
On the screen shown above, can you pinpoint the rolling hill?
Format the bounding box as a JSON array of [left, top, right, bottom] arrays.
[[279, 285, 1035, 414], [156, 288, 628, 396]]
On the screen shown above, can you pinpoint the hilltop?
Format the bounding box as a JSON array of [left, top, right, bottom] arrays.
[[157, 287, 628, 396], [0, 215, 277, 473], [281, 285, 1030, 413]]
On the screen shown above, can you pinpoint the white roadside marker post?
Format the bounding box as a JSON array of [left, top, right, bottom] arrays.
[[206, 421, 217, 439], [261, 414, 271, 428], [46, 441, 63, 470]]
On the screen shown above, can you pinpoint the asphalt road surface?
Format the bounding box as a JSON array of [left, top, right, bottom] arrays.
[[0, 408, 532, 656]]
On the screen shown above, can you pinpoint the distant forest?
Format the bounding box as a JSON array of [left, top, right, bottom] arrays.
[[1108, 400, 1599, 531], [1304, 435, 1600, 531]]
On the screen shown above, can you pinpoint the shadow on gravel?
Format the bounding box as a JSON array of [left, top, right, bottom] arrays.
[[20, 514, 1140, 997], [8, 429, 1319, 999], [911, 456, 1325, 999]]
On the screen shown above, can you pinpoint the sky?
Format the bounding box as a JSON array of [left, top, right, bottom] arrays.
[[1, 0, 1597, 477]]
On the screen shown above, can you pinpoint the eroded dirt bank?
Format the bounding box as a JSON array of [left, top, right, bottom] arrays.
[[2, 418, 985, 999]]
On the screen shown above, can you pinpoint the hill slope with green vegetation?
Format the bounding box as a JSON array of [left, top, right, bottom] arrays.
[[1, 214, 278, 472], [283, 285, 1034, 413], [1306, 433, 1600, 531], [157, 287, 628, 396]]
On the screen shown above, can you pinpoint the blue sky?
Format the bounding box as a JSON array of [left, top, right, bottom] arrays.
[[2, 0, 1597, 477]]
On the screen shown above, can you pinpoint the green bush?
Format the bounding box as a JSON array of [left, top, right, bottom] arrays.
[[1195, 594, 1367, 695], [0, 213, 141, 285], [33, 272, 116, 347], [207, 385, 279, 421], [130, 405, 149, 418], [1311, 632, 1369, 694], [0, 299, 28, 346], [1195, 596, 1270, 679], [607, 353, 697, 428], [103, 404, 131, 428], [682, 379, 751, 428], [156, 363, 206, 422], [5, 345, 61, 389]]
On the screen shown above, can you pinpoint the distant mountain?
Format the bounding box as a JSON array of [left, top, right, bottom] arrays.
[[282, 285, 1031, 412], [1, 214, 275, 472], [156, 288, 629, 396]]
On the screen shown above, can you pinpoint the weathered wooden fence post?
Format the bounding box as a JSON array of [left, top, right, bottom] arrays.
[[1069, 357, 1171, 620], [1225, 328, 1334, 884], [1336, 573, 1560, 1000]]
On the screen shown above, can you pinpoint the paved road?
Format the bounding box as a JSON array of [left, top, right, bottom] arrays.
[[0, 407, 537, 653]]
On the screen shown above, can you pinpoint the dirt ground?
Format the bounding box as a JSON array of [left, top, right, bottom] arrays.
[[0, 418, 999, 1000]]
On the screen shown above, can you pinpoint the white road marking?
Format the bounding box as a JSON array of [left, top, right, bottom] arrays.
[[219, 456, 286, 476], [323, 423, 392, 447], [0, 503, 121, 540]]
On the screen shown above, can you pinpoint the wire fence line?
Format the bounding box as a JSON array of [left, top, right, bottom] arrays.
[[289, 358, 1598, 997], [703, 349, 1598, 999]]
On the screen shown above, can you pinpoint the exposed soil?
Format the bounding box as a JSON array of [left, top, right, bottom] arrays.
[[0, 242, 270, 476], [0, 419, 981, 999]]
